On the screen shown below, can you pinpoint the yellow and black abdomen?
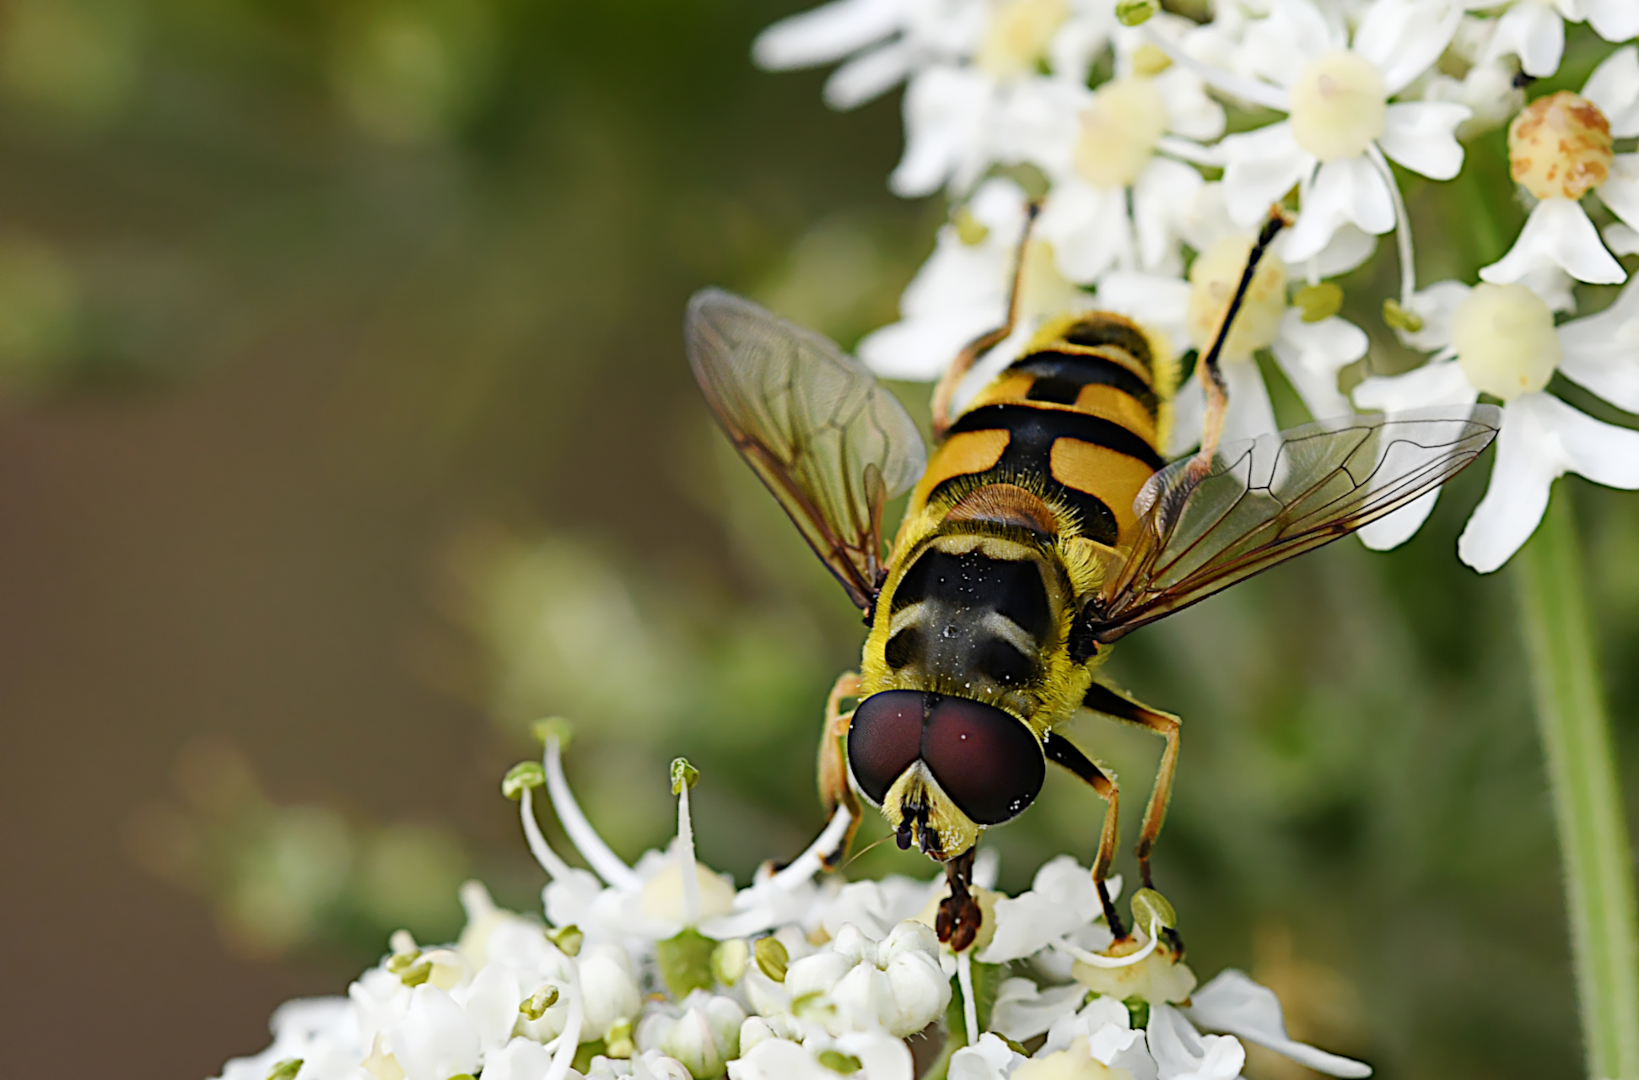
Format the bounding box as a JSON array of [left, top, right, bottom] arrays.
[[907, 313, 1174, 548]]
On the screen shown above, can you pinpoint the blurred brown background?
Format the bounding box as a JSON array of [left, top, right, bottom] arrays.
[[0, 3, 1635, 1079]]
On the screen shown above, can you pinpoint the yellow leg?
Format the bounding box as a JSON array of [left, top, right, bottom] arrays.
[[1084, 682, 1180, 891], [930, 202, 1040, 439], [817, 671, 863, 868], [1042, 730, 1127, 940]]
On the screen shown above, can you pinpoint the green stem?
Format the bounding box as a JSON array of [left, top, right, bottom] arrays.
[[1516, 494, 1639, 1080]]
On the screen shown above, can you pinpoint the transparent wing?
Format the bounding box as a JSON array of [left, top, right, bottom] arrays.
[[1083, 405, 1503, 642], [686, 288, 928, 610]]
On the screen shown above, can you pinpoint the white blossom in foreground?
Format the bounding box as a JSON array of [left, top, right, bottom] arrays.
[[1476, 0, 1639, 79], [1480, 46, 1639, 288], [999, 16, 1225, 282], [212, 734, 1371, 1080], [1172, 0, 1469, 268], [1353, 277, 1639, 570]]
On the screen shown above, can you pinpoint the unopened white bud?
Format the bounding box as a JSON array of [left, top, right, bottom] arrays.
[[581, 944, 643, 1038], [639, 992, 746, 1079]]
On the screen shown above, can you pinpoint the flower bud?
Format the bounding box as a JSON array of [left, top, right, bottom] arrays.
[[581, 944, 643, 1039], [639, 992, 747, 1079]]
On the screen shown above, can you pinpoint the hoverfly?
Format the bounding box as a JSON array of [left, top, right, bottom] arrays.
[[685, 211, 1500, 950]]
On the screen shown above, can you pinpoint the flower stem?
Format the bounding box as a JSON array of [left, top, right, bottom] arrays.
[[1516, 494, 1639, 1080]]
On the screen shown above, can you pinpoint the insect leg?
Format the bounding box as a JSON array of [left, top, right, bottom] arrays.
[[936, 847, 982, 951], [1083, 682, 1180, 892], [1187, 206, 1290, 481], [930, 201, 1041, 439], [1042, 730, 1128, 940], [817, 670, 864, 869]]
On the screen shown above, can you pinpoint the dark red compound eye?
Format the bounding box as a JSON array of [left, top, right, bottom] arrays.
[[921, 696, 1045, 825], [847, 690, 928, 805]]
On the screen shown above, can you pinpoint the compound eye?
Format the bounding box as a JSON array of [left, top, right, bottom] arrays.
[[847, 690, 928, 805], [921, 697, 1045, 825]]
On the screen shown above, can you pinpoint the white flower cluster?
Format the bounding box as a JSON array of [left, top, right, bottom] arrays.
[[213, 737, 1370, 1080], [756, 0, 1639, 572]]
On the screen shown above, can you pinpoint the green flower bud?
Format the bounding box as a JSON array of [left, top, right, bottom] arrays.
[[520, 984, 560, 1020], [1383, 297, 1424, 333], [712, 938, 749, 986], [817, 1051, 862, 1074], [266, 1060, 303, 1080], [1294, 282, 1343, 323], [546, 924, 584, 957], [754, 936, 789, 982], [1115, 0, 1159, 27]]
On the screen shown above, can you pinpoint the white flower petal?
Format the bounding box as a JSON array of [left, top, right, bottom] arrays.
[[835, 1030, 916, 1080], [891, 65, 995, 197], [991, 980, 1092, 1041], [1458, 393, 1639, 572], [950, 1033, 1028, 1080], [1133, 157, 1204, 273], [390, 986, 482, 1080], [1556, 273, 1639, 411], [1148, 1003, 1245, 1080], [1038, 181, 1135, 283], [1604, 222, 1639, 256], [1285, 156, 1395, 262], [1481, 0, 1565, 79], [1377, 102, 1468, 180], [825, 40, 918, 109], [1479, 198, 1626, 287], [752, 0, 906, 70], [1218, 123, 1313, 227], [1351, 358, 1478, 413], [1584, 0, 1639, 42], [1222, 358, 1281, 445], [1595, 154, 1639, 232], [1292, 224, 1378, 279], [1271, 311, 1368, 419], [1156, 67, 1226, 142], [1582, 45, 1639, 137], [1358, 488, 1440, 550], [1394, 279, 1471, 353], [1353, 0, 1462, 94], [485, 1037, 555, 1080], [1185, 970, 1372, 1078], [1243, 0, 1338, 88]]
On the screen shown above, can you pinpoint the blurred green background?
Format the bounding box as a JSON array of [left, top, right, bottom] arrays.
[[0, 3, 1635, 1078]]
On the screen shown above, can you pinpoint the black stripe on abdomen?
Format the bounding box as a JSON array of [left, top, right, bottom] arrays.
[[1062, 317, 1154, 368], [1011, 350, 1158, 415], [935, 404, 1166, 545]]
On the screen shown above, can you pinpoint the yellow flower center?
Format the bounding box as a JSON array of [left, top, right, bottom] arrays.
[[1288, 49, 1386, 161], [1508, 90, 1613, 201], [1451, 283, 1560, 401], [977, 0, 1069, 80], [1186, 235, 1288, 361], [1072, 76, 1169, 190]]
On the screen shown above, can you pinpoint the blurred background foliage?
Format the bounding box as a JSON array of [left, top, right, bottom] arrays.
[[0, 2, 1635, 1079]]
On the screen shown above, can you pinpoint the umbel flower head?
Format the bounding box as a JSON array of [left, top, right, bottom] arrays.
[[214, 724, 1369, 1080]]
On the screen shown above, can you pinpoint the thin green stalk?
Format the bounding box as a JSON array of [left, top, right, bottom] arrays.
[[1516, 494, 1639, 1080]]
